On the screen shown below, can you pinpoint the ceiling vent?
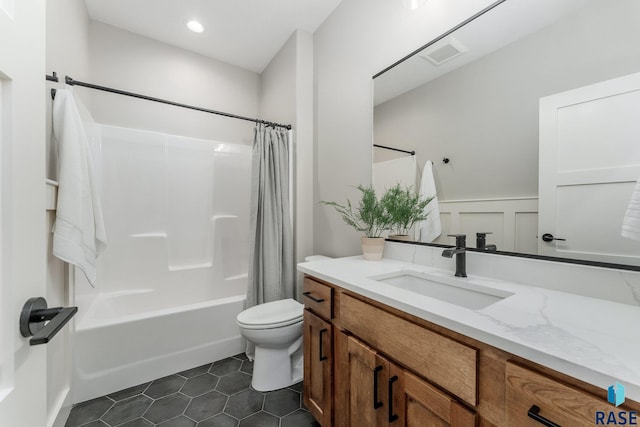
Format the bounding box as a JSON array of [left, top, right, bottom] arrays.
[[419, 37, 468, 65]]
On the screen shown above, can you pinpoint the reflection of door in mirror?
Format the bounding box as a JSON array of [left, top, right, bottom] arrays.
[[539, 72, 640, 266], [373, 0, 640, 266]]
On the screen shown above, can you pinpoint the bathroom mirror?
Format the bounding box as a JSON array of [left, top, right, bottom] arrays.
[[373, 0, 640, 268]]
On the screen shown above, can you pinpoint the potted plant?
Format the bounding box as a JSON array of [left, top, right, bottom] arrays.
[[322, 185, 391, 260], [380, 184, 432, 240]]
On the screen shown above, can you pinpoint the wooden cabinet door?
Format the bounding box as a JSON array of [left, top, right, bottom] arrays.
[[394, 367, 477, 427], [304, 309, 333, 426], [335, 334, 389, 427], [337, 333, 476, 427]]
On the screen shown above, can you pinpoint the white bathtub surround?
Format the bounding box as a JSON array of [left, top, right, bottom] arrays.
[[73, 125, 251, 403], [52, 89, 107, 286], [298, 245, 640, 401]]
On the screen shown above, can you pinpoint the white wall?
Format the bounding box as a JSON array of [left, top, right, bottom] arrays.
[[46, 0, 91, 178], [260, 30, 314, 293], [313, 0, 497, 257], [88, 21, 260, 145], [45, 0, 91, 424], [260, 32, 297, 124], [374, 0, 640, 201]]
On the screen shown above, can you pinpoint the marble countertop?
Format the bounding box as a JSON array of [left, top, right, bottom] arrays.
[[298, 256, 640, 401]]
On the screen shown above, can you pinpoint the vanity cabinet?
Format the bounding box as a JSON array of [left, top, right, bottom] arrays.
[[302, 274, 640, 427]]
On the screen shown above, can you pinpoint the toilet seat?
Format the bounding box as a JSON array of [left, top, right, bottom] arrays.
[[237, 299, 303, 330]]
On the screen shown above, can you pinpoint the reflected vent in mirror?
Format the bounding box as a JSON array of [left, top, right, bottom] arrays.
[[419, 37, 468, 65]]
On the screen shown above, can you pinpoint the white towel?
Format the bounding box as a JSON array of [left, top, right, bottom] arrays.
[[372, 156, 417, 196], [622, 178, 640, 241], [52, 89, 107, 286], [414, 160, 441, 242]]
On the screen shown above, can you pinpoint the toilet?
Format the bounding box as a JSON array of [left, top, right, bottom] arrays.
[[237, 255, 331, 391], [237, 298, 304, 391]]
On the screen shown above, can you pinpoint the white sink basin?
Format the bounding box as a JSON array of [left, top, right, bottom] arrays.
[[370, 271, 514, 310]]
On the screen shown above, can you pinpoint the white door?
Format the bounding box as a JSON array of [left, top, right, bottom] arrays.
[[539, 72, 640, 265], [0, 1, 48, 426]]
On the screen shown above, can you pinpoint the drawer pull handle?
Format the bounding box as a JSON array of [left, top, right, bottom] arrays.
[[319, 328, 328, 362], [373, 366, 383, 409], [303, 292, 325, 303], [388, 375, 399, 423], [528, 405, 561, 427]]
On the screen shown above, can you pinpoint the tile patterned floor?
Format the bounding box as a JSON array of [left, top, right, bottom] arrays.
[[65, 354, 320, 427]]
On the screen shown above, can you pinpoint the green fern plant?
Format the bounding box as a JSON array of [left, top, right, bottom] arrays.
[[380, 184, 432, 236], [322, 185, 391, 238]]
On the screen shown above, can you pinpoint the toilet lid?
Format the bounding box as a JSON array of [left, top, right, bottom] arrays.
[[237, 299, 304, 329]]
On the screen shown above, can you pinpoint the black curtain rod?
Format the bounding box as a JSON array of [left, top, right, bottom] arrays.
[[61, 75, 292, 130], [373, 144, 415, 156]]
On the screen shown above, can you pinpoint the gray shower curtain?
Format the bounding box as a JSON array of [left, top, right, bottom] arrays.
[[246, 124, 294, 312]]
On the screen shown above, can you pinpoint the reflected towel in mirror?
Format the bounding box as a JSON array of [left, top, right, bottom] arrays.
[[415, 160, 441, 243]]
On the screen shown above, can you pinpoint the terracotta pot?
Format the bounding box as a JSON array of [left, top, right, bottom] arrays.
[[388, 234, 413, 241], [361, 237, 385, 260]]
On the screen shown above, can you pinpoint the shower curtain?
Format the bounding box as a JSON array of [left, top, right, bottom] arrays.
[[246, 124, 294, 313]]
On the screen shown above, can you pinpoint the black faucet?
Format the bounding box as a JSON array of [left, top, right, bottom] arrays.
[[476, 232, 497, 251], [442, 234, 467, 277]]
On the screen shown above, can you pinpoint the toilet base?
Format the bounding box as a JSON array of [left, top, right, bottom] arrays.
[[251, 339, 303, 391]]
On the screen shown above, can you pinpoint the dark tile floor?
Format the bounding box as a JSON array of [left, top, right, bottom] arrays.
[[65, 353, 320, 427]]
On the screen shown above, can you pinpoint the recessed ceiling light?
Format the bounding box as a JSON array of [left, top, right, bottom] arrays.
[[186, 20, 204, 33]]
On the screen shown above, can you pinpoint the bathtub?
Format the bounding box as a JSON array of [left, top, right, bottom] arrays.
[[72, 125, 252, 403], [72, 276, 246, 403]]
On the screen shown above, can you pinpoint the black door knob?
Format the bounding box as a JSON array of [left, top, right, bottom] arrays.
[[541, 233, 566, 242], [20, 297, 78, 346]]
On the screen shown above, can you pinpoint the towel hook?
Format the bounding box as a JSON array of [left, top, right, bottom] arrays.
[[442, 157, 450, 164]]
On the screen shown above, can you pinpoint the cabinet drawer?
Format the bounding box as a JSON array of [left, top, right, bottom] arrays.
[[506, 362, 630, 426], [339, 293, 477, 406], [303, 278, 333, 320]]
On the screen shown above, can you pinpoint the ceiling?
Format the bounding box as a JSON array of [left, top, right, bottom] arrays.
[[374, 0, 592, 105], [84, 0, 343, 73]]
